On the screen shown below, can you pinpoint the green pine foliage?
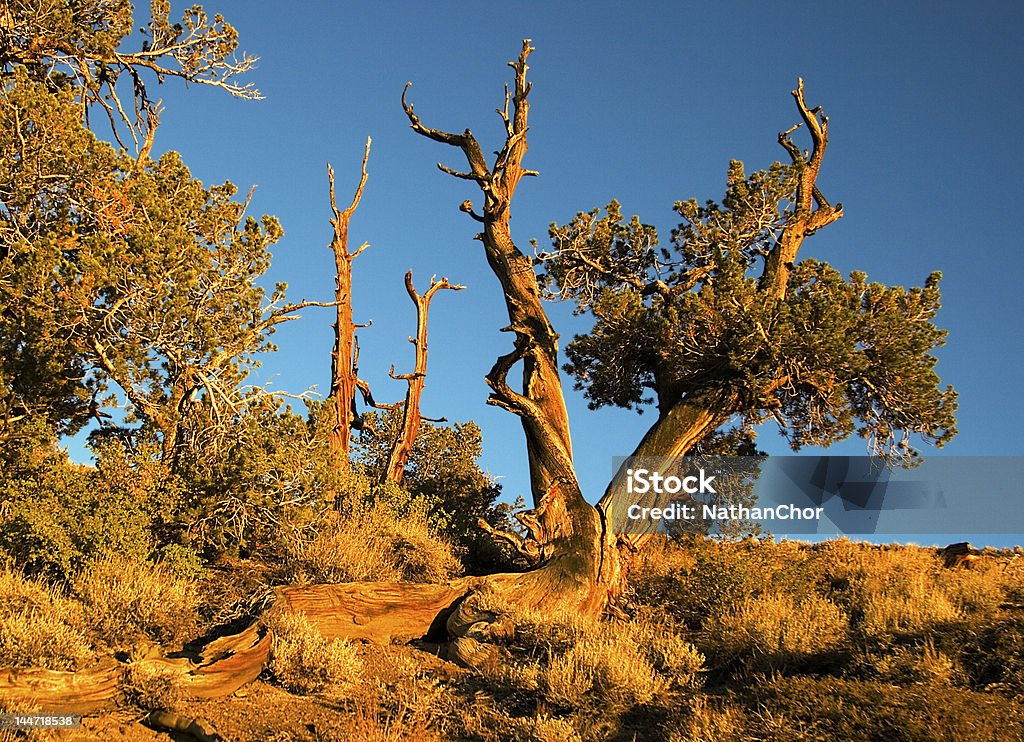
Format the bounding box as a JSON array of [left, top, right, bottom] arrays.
[[545, 160, 957, 463]]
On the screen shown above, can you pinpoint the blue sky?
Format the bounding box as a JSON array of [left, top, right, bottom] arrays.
[[110, 2, 1022, 543]]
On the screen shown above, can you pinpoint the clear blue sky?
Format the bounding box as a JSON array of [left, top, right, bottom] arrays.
[[116, 2, 1023, 543]]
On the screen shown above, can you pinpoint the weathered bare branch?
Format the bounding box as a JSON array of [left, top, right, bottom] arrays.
[[402, 83, 491, 181], [477, 518, 542, 565], [760, 79, 844, 298]]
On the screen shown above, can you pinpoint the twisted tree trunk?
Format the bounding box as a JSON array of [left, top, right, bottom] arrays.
[[393, 42, 624, 661]]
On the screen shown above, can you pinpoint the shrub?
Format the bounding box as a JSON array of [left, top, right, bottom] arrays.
[[123, 661, 183, 711], [0, 428, 170, 583], [628, 612, 705, 689], [702, 593, 848, 672], [266, 610, 362, 696], [630, 536, 772, 629], [872, 639, 961, 686], [0, 567, 91, 671], [72, 555, 201, 649], [940, 561, 1008, 614], [154, 543, 205, 581], [666, 696, 746, 742], [175, 401, 329, 556], [816, 544, 961, 639], [509, 715, 583, 742], [531, 620, 667, 710], [286, 501, 461, 584]]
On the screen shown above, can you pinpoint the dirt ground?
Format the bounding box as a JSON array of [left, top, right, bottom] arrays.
[[57, 645, 462, 742]]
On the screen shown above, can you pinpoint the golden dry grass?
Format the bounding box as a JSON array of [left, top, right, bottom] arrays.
[[0, 567, 90, 671], [702, 593, 848, 671], [286, 505, 461, 585], [72, 555, 201, 649], [266, 610, 363, 697]]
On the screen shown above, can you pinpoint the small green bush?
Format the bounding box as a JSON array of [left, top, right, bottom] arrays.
[[0, 428, 170, 582]]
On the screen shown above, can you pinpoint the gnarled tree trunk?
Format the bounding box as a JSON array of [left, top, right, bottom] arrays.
[[394, 42, 625, 659]]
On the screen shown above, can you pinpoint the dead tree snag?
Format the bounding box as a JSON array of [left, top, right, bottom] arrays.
[[401, 40, 625, 646], [383, 271, 464, 483], [326, 139, 372, 463]]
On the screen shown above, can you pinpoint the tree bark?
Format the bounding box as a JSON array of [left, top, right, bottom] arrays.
[[597, 387, 742, 549], [326, 139, 372, 465], [382, 271, 463, 483]]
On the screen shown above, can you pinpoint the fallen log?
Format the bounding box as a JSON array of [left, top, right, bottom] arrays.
[[0, 658, 123, 714], [0, 621, 272, 713], [272, 578, 476, 643]]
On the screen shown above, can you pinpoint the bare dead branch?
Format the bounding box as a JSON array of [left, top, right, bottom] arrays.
[[760, 79, 844, 298]]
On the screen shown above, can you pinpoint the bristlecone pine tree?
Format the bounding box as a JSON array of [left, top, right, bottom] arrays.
[[279, 41, 956, 667]]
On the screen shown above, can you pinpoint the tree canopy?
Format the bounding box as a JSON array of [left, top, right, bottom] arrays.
[[0, 1, 323, 463], [544, 169, 957, 464]]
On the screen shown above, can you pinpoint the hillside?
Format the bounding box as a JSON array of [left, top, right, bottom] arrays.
[[2, 536, 1022, 741]]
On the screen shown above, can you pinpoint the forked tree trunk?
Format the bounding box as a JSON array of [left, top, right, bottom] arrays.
[[382, 271, 463, 483]]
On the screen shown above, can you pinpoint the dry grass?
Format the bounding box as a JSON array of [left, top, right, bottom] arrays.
[[872, 639, 962, 686], [508, 715, 583, 742], [286, 506, 461, 585], [461, 597, 699, 713], [0, 567, 91, 671], [627, 610, 705, 688], [72, 555, 201, 649], [543, 629, 668, 708], [666, 696, 746, 742], [817, 542, 963, 638], [4, 533, 1024, 741], [266, 610, 362, 696], [703, 593, 848, 672], [122, 660, 184, 711]]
